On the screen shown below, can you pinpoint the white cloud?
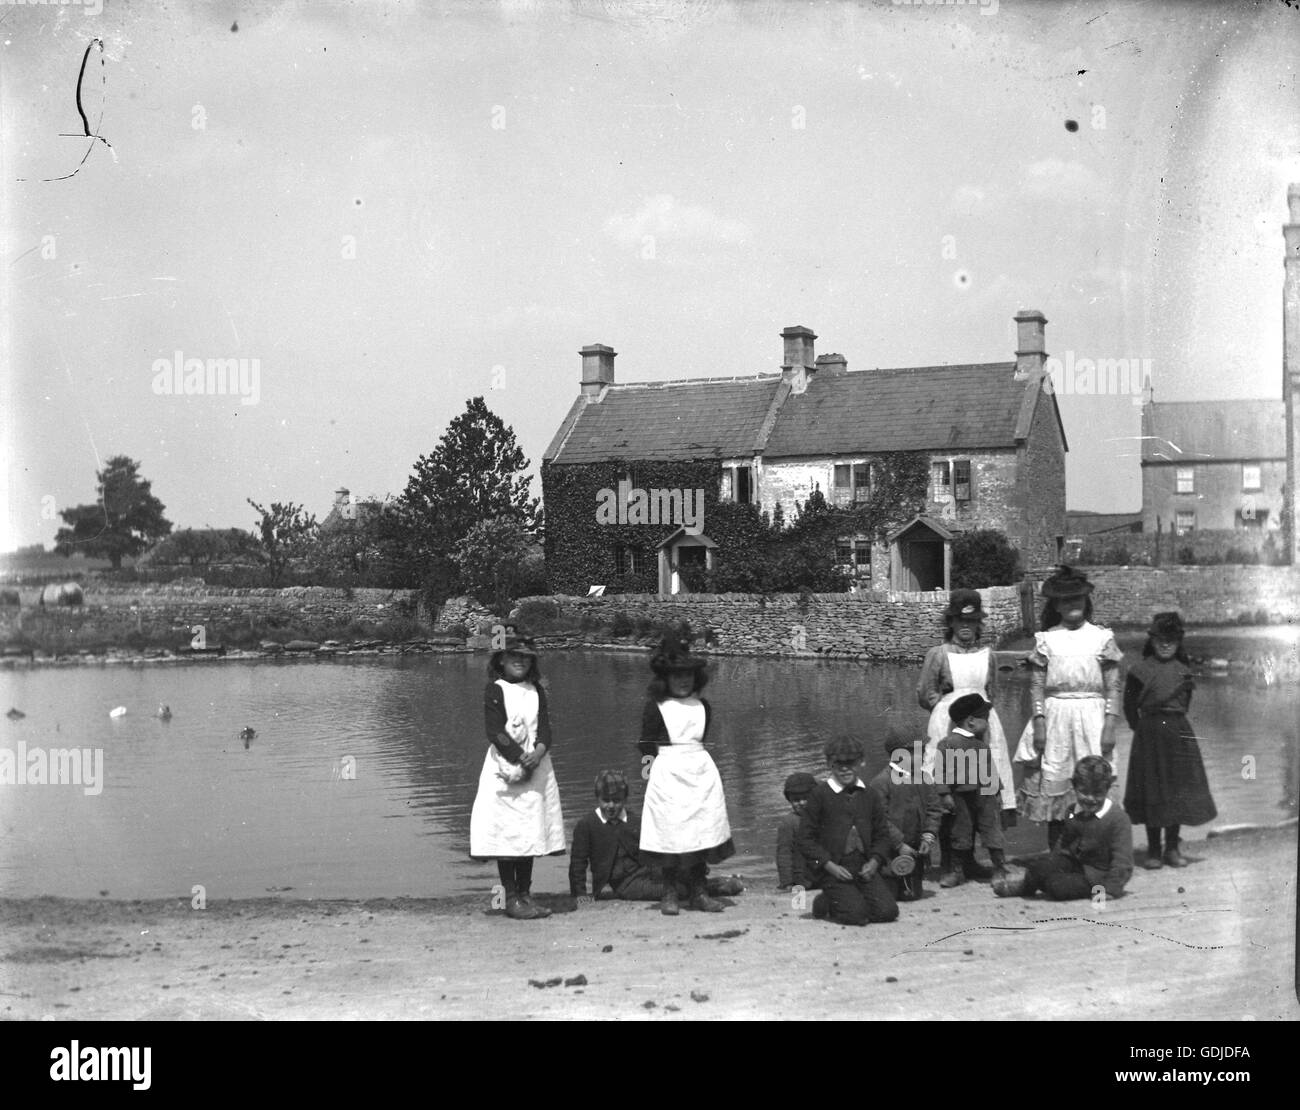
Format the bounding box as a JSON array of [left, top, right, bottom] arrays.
[[605, 194, 750, 248]]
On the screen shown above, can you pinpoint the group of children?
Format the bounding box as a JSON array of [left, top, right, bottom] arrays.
[[469, 566, 1218, 926]]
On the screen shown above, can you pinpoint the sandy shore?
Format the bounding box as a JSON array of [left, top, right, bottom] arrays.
[[1, 825, 1295, 1021]]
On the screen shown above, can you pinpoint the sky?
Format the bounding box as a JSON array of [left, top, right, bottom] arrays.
[[2, 0, 1298, 551]]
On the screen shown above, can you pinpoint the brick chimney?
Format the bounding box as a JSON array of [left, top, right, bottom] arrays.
[[815, 352, 847, 376], [333, 487, 350, 509], [1013, 310, 1048, 380], [781, 326, 816, 384], [580, 344, 616, 397]]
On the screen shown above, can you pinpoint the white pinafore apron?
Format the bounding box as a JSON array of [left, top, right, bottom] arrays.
[[469, 679, 566, 859], [639, 698, 731, 855], [923, 647, 1016, 810]]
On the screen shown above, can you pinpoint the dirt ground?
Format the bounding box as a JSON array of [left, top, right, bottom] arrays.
[[2, 825, 1295, 1022]]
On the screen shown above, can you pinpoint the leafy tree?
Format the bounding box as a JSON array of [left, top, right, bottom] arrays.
[[951, 529, 1022, 588], [149, 528, 260, 567], [247, 500, 318, 585], [54, 455, 172, 569], [394, 397, 540, 603], [310, 498, 405, 587], [452, 516, 533, 613]]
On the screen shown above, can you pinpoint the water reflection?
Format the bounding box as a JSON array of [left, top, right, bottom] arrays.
[[0, 645, 1294, 899]]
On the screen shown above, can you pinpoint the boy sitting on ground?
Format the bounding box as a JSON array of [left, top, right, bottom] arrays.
[[569, 770, 743, 903], [869, 731, 942, 901], [776, 772, 820, 892]]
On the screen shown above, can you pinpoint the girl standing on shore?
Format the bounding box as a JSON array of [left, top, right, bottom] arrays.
[[1013, 567, 1124, 851], [917, 590, 1017, 879], [637, 632, 735, 916], [1123, 612, 1217, 869], [469, 630, 566, 920]]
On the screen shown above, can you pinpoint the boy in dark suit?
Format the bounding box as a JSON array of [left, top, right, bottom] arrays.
[[934, 694, 1008, 887], [870, 731, 942, 901], [796, 736, 899, 926], [569, 771, 742, 902], [776, 772, 819, 892]]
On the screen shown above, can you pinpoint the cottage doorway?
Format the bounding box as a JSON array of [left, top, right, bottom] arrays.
[[887, 515, 954, 592], [656, 528, 717, 596]]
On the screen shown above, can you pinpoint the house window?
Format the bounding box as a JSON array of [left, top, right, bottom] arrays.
[[1174, 510, 1195, 536], [833, 462, 872, 505], [722, 465, 753, 505], [1242, 464, 1261, 492], [835, 539, 872, 577], [932, 461, 951, 502], [613, 544, 640, 575], [1175, 468, 1194, 495], [953, 459, 972, 502]]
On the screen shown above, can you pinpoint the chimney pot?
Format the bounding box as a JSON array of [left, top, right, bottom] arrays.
[[814, 353, 847, 376], [1013, 309, 1048, 380], [580, 344, 617, 397]]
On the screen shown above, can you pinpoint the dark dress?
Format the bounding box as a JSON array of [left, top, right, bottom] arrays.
[[1122, 657, 1217, 828]]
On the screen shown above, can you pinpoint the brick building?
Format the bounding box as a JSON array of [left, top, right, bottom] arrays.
[[542, 312, 1067, 594]]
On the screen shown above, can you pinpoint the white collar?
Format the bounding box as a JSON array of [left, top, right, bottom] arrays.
[[594, 807, 629, 824], [887, 761, 912, 782], [828, 776, 866, 793], [1075, 798, 1112, 819], [952, 726, 974, 738]]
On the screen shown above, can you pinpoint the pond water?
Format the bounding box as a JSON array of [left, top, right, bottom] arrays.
[[1, 641, 1295, 900]]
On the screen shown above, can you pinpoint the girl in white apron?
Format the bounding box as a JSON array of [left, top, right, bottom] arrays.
[[469, 631, 566, 920], [916, 590, 1015, 882], [638, 633, 735, 916]]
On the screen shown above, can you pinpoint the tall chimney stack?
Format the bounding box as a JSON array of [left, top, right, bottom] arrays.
[[1013, 309, 1048, 380], [1283, 185, 1300, 563], [781, 326, 817, 385], [580, 344, 616, 398]]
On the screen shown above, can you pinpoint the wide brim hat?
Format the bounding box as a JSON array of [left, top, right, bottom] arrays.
[[945, 589, 985, 621], [1040, 565, 1094, 600], [1147, 612, 1185, 640], [490, 629, 538, 663], [649, 632, 708, 676]]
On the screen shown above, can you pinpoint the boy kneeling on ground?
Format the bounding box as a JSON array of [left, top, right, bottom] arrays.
[[569, 770, 743, 904], [796, 736, 899, 927]]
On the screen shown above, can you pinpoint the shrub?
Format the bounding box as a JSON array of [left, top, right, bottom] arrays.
[[951, 530, 1022, 588], [516, 598, 560, 625]]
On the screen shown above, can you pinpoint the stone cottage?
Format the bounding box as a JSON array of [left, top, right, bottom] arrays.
[[542, 312, 1067, 595]]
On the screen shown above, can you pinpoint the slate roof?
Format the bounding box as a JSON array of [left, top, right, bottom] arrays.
[[545, 377, 784, 463], [1141, 400, 1285, 464], [546, 362, 1059, 464], [763, 363, 1034, 456]]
